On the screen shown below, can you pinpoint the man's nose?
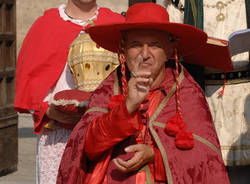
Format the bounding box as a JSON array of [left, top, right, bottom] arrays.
[[141, 44, 150, 61]]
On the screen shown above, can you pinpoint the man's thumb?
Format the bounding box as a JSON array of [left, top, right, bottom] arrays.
[[125, 144, 138, 152]]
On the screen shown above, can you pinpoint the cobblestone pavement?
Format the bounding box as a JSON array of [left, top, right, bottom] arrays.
[[0, 113, 36, 184]]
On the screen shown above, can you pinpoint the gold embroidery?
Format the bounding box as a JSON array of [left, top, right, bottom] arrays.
[[152, 121, 165, 128], [190, 0, 198, 27], [225, 159, 250, 166], [137, 165, 153, 184], [204, 0, 240, 22], [193, 134, 222, 156], [85, 107, 108, 114], [84, 63, 91, 70], [151, 122, 222, 156], [152, 121, 222, 155], [144, 165, 153, 184], [221, 145, 250, 150], [67, 34, 119, 91], [149, 123, 173, 184]]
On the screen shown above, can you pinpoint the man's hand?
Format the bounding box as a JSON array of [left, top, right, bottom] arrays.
[[126, 71, 153, 113], [46, 104, 82, 124], [113, 144, 155, 173]]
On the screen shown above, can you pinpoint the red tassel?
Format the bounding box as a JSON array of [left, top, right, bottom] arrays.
[[175, 130, 194, 150], [165, 114, 194, 150], [165, 113, 185, 136], [108, 95, 125, 109]]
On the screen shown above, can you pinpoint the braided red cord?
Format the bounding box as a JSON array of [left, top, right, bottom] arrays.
[[118, 53, 128, 97], [165, 50, 194, 150], [218, 72, 226, 97], [174, 49, 182, 117]]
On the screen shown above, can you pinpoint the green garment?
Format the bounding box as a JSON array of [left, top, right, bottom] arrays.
[[182, 0, 205, 90], [184, 0, 203, 30]]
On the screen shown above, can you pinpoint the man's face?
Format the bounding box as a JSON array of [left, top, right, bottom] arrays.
[[124, 29, 174, 80]]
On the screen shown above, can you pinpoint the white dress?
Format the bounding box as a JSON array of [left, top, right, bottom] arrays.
[[165, 0, 250, 166]]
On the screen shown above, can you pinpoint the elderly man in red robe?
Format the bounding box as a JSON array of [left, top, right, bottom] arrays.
[[57, 3, 230, 184]]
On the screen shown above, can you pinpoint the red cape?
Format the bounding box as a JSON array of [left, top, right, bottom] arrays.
[[14, 7, 124, 133], [57, 67, 230, 184]]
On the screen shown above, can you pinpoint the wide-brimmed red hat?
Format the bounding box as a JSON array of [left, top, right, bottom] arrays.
[[87, 2, 207, 57]]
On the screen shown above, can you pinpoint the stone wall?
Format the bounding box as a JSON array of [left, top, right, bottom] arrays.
[[16, 0, 128, 53]]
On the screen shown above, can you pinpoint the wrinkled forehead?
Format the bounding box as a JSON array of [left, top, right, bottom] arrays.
[[122, 28, 172, 44]]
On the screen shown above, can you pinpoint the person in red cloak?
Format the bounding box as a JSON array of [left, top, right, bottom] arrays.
[[57, 3, 230, 184], [14, 0, 124, 183]]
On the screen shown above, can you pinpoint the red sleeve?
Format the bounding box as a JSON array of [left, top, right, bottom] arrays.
[[85, 100, 141, 160], [153, 147, 167, 182], [33, 102, 49, 134]]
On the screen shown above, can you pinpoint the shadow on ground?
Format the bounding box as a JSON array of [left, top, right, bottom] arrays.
[[19, 128, 36, 138]]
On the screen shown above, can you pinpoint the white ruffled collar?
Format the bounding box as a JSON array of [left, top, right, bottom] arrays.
[[58, 4, 99, 26]]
